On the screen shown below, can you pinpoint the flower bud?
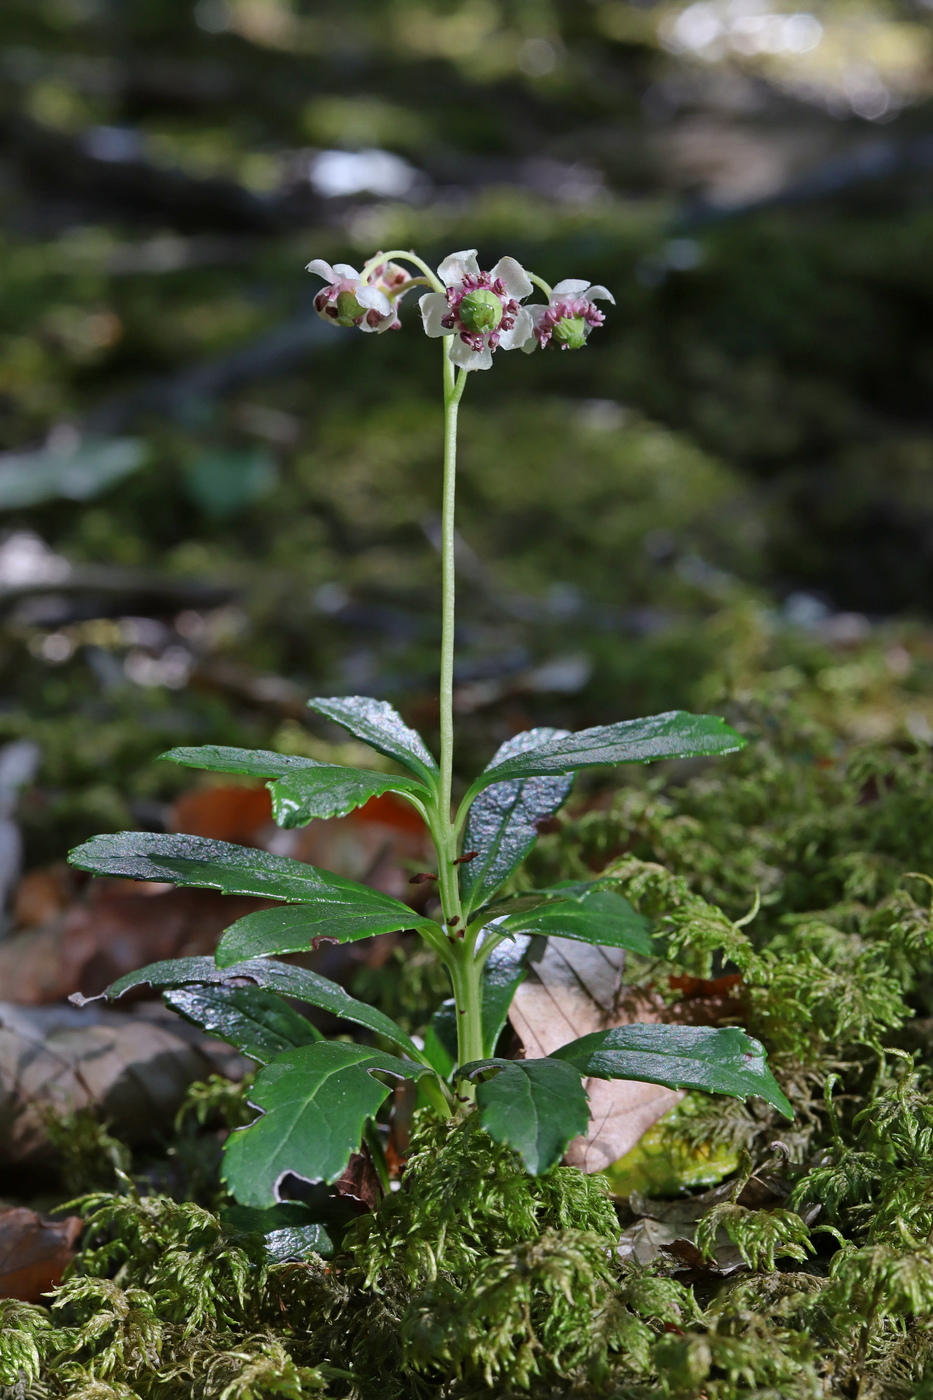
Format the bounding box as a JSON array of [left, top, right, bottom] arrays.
[[458, 289, 503, 335], [552, 315, 588, 350]]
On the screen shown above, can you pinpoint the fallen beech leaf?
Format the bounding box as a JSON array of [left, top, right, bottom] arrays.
[[0, 884, 270, 1004], [267, 798, 430, 904], [509, 937, 681, 1173], [0, 1001, 245, 1163], [0, 1207, 82, 1301], [12, 863, 77, 929], [170, 784, 273, 844]]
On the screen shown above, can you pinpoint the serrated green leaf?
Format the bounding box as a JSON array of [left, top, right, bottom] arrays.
[[215, 898, 440, 968], [222, 1041, 431, 1205], [70, 954, 424, 1061], [309, 696, 438, 788], [550, 1024, 792, 1118], [68, 833, 424, 931], [460, 1058, 590, 1175], [162, 746, 431, 826], [473, 880, 610, 930], [269, 766, 429, 826], [480, 933, 532, 1056], [164, 984, 321, 1064], [162, 746, 328, 779], [465, 712, 745, 801], [499, 891, 654, 956], [460, 728, 573, 916]]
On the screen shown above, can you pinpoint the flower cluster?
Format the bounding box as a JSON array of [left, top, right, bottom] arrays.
[[306, 248, 612, 369]]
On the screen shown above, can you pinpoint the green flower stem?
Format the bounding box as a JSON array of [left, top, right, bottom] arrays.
[[449, 935, 485, 1101], [360, 249, 444, 293], [529, 272, 553, 299]]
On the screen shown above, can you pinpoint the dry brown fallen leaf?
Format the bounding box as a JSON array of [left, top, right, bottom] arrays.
[[0, 1207, 82, 1301], [508, 937, 682, 1173], [0, 880, 272, 1005], [0, 1001, 246, 1163]]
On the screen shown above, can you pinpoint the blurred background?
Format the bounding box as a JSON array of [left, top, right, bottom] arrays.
[[1, 0, 933, 882]]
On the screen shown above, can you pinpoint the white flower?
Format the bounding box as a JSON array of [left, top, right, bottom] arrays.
[[523, 279, 614, 352], [419, 250, 534, 370], [306, 258, 400, 333]]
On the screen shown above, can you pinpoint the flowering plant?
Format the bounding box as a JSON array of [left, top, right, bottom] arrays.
[[68, 248, 789, 1226]]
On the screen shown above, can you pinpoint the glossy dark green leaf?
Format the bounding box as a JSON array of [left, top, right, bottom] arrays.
[[222, 1203, 335, 1260], [163, 746, 431, 826], [480, 933, 532, 1056], [162, 746, 328, 779], [473, 880, 606, 927], [460, 1057, 590, 1175], [215, 899, 439, 968], [163, 984, 321, 1064], [222, 1041, 431, 1205], [550, 1024, 792, 1117], [308, 696, 438, 788], [460, 728, 573, 916], [70, 954, 425, 1061], [423, 1000, 457, 1078], [499, 891, 654, 956], [269, 766, 428, 827], [68, 828, 411, 918], [466, 712, 745, 800]]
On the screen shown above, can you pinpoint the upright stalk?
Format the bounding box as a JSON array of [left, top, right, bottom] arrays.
[[431, 343, 482, 1080], [439, 349, 465, 831]]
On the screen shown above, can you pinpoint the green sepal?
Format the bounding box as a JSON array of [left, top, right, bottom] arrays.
[[69, 953, 425, 1062], [164, 984, 322, 1064], [215, 897, 440, 967], [464, 711, 745, 803], [459, 1057, 590, 1175], [308, 696, 439, 789], [550, 1024, 792, 1118], [222, 1041, 434, 1206], [498, 890, 654, 956]]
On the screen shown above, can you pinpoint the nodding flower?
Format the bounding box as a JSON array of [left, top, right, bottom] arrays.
[[420, 250, 534, 370], [524, 280, 614, 352], [306, 258, 405, 333]]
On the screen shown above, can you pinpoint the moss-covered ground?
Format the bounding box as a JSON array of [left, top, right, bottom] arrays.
[[7, 610, 933, 1397]]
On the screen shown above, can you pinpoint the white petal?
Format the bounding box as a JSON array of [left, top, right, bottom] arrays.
[[356, 286, 392, 314], [522, 334, 539, 354], [306, 258, 337, 283], [419, 292, 449, 338], [332, 263, 360, 279], [448, 336, 492, 371], [552, 278, 590, 297], [490, 256, 532, 301], [497, 307, 534, 351], [585, 285, 615, 305], [438, 249, 479, 287]]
